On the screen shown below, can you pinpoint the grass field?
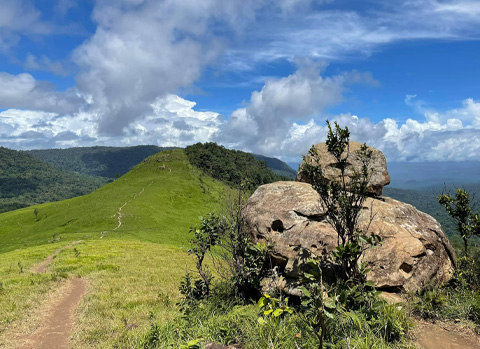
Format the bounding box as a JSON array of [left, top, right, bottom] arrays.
[[0, 149, 232, 347]]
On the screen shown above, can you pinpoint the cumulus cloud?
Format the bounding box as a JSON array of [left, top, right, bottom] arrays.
[[0, 94, 221, 149], [0, 72, 83, 113], [215, 60, 378, 155], [214, 58, 480, 163], [70, 0, 271, 137], [0, 0, 54, 53], [275, 98, 480, 163]]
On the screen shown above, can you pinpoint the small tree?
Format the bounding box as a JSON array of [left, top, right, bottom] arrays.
[[181, 181, 272, 309], [300, 121, 380, 283], [438, 188, 480, 256]]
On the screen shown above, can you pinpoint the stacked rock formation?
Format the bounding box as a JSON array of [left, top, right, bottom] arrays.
[[243, 142, 456, 293]]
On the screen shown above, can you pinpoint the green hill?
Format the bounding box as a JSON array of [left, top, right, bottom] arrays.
[[0, 149, 234, 346], [185, 142, 290, 189], [28, 145, 296, 180], [0, 147, 110, 214], [0, 149, 229, 254], [27, 145, 175, 179]]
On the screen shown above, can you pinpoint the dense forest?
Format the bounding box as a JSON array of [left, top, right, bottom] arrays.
[[185, 142, 290, 189], [0, 147, 109, 213], [27, 145, 176, 178]]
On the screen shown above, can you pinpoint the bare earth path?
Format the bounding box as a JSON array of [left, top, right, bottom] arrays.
[[33, 241, 82, 273], [415, 321, 480, 348], [5, 242, 87, 348], [16, 277, 87, 349]]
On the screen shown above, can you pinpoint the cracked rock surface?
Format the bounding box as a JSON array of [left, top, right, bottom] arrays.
[[243, 181, 456, 292]]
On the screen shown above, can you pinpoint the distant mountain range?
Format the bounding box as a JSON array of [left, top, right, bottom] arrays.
[[28, 145, 297, 180], [27, 146, 176, 179], [0, 145, 296, 213], [4, 144, 480, 247]]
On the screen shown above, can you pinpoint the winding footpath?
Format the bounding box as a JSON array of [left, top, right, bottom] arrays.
[[8, 243, 87, 349]]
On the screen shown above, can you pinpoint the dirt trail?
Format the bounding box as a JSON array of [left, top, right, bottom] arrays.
[[5, 242, 88, 348], [15, 277, 87, 349], [33, 241, 82, 273], [415, 321, 480, 349], [112, 180, 154, 232]]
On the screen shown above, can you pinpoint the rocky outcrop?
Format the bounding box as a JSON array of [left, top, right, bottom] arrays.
[[243, 181, 456, 292], [296, 141, 390, 196]]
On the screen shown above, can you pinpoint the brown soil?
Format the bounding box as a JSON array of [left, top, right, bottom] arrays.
[[10, 277, 87, 349], [33, 241, 82, 273], [3, 242, 88, 348], [415, 320, 480, 349]]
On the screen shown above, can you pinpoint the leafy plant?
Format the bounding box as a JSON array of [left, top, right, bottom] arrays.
[[179, 338, 203, 349], [300, 121, 380, 283], [257, 293, 293, 325], [438, 188, 480, 256], [187, 213, 224, 297]]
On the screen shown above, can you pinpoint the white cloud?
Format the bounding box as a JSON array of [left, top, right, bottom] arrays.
[[0, 94, 221, 150], [0, 0, 54, 54], [70, 0, 271, 137], [0, 72, 83, 113], [223, 0, 480, 69], [215, 60, 378, 155]]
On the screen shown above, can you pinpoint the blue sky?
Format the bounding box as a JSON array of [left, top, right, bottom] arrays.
[[0, 0, 480, 163]]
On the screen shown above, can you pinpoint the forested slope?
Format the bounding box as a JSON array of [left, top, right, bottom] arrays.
[[0, 147, 109, 213], [185, 142, 290, 189], [27, 145, 176, 178]]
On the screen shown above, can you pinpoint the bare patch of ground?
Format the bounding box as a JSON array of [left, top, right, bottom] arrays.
[[414, 320, 480, 349], [5, 277, 87, 349]]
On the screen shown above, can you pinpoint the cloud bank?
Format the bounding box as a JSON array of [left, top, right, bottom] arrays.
[[0, 0, 479, 164]]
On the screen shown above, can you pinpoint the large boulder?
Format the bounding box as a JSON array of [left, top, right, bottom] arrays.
[[243, 181, 456, 292], [296, 141, 390, 196]]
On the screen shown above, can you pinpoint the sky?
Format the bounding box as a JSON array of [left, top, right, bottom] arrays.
[[0, 0, 480, 164]]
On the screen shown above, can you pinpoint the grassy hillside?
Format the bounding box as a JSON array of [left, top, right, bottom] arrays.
[[0, 149, 229, 254], [0, 147, 109, 214], [27, 145, 176, 179], [0, 149, 235, 346]]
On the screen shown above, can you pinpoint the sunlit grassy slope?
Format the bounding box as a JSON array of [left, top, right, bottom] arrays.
[[0, 149, 232, 347], [0, 149, 228, 254]]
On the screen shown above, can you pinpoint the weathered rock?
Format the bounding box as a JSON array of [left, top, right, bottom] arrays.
[[243, 181, 456, 292], [296, 141, 390, 196]]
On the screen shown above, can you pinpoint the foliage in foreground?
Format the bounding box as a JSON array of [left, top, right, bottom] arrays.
[[143, 280, 412, 348], [438, 188, 480, 256], [409, 249, 480, 327], [152, 122, 413, 348]]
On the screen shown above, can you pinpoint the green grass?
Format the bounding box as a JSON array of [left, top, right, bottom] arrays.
[[0, 150, 229, 254], [0, 149, 233, 347]]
